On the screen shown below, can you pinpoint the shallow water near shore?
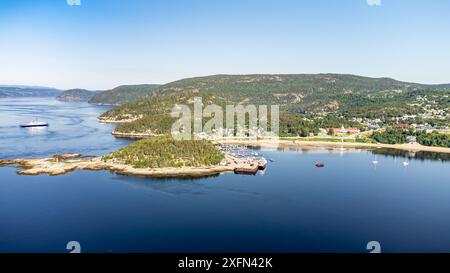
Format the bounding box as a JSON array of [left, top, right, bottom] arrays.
[[1, 98, 450, 253]]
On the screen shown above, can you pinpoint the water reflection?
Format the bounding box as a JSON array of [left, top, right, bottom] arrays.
[[110, 172, 233, 197], [25, 126, 48, 136], [370, 148, 450, 162], [261, 145, 449, 162]]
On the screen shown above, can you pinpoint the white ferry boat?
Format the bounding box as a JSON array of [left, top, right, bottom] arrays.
[[20, 120, 49, 128]]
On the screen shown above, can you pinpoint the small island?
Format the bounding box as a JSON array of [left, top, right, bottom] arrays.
[[0, 137, 266, 177]]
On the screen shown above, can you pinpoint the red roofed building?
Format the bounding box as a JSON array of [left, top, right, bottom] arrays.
[[393, 123, 410, 129]]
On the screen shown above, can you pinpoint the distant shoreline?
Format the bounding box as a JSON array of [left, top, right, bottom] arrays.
[[216, 139, 450, 154]]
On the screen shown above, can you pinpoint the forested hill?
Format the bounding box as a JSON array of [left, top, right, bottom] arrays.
[[57, 89, 97, 102], [150, 74, 449, 107], [102, 74, 450, 119], [89, 84, 160, 105], [97, 74, 450, 136]]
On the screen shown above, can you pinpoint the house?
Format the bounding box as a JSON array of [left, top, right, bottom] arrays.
[[393, 123, 410, 129], [406, 136, 417, 143], [368, 124, 380, 130]]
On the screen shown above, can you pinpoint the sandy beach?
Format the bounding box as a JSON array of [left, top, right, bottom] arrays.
[[217, 139, 450, 154]]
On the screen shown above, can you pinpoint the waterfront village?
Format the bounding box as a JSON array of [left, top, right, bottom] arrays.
[[192, 93, 449, 147]]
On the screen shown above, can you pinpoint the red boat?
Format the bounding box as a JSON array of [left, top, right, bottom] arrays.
[[315, 163, 325, 168]]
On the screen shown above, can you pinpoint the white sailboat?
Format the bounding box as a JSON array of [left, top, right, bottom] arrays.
[[372, 155, 379, 165]]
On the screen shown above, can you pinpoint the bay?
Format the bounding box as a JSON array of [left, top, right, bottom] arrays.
[[1, 98, 449, 253]]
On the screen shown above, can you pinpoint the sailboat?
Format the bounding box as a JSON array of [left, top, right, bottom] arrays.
[[372, 155, 379, 165]]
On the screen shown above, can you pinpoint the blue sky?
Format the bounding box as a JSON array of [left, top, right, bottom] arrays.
[[0, 0, 449, 89]]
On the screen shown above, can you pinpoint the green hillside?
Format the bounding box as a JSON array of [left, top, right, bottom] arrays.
[[89, 84, 160, 105], [149, 74, 448, 113], [100, 74, 450, 135]]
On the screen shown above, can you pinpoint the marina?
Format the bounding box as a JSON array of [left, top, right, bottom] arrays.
[[218, 144, 268, 175]]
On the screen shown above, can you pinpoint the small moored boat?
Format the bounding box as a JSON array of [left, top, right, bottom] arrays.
[[258, 158, 267, 170], [315, 163, 325, 168]]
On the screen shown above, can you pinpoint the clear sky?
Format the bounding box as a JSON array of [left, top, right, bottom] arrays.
[[1, 0, 449, 90]]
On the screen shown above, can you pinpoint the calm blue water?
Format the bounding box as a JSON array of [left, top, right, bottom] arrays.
[[1, 98, 450, 253]]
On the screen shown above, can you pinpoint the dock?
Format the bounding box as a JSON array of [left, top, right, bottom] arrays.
[[218, 144, 268, 175], [234, 164, 259, 175]]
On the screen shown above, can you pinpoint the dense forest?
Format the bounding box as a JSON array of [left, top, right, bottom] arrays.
[[148, 74, 450, 114], [114, 114, 177, 135], [417, 131, 450, 148], [279, 114, 363, 137], [371, 128, 450, 148], [101, 74, 449, 117], [103, 136, 224, 168]]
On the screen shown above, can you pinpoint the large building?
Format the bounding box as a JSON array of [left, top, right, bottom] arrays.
[[329, 126, 361, 134]]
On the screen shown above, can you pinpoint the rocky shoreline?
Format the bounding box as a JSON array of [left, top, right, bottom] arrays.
[[0, 153, 261, 178], [98, 115, 142, 124], [111, 131, 160, 138]]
